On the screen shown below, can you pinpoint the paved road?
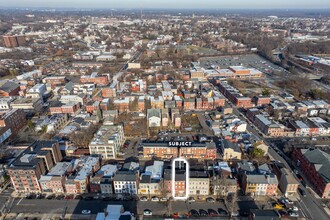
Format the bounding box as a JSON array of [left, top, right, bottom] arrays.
[[9, 198, 138, 215]]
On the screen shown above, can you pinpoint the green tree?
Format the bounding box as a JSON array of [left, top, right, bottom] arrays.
[[262, 88, 271, 96], [41, 125, 48, 134], [252, 147, 265, 158], [27, 120, 35, 130]]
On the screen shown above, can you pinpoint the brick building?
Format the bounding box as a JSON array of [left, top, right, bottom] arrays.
[[292, 148, 330, 198], [8, 140, 62, 193]]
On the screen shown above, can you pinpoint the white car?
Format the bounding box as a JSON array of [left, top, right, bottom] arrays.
[[291, 206, 299, 211], [160, 197, 168, 202], [140, 196, 148, 201], [81, 210, 91, 215], [143, 209, 152, 216], [289, 211, 299, 217], [188, 197, 195, 202], [151, 196, 159, 202]]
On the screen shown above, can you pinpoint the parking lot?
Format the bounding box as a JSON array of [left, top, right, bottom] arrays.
[[199, 54, 288, 75]]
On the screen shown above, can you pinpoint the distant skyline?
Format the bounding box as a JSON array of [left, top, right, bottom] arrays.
[[0, 0, 329, 9]]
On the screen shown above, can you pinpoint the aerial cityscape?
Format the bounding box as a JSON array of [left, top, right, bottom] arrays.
[[0, 1, 330, 220]]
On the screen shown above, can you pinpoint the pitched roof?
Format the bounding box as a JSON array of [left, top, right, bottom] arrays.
[[0, 81, 19, 93], [301, 149, 330, 183]]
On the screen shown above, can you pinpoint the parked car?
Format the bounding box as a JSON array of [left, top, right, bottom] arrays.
[[218, 208, 228, 216], [84, 196, 93, 201], [299, 188, 307, 197], [206, 197, 215, 203], [199, 209, 208, 217], [189, 209, 199, 217], [151, 196, 159, 202], [64, 195, 74, 200], [274, 203, 285, 210], [143, 209, 152, 216], [81, 210, 91, 215], [188, 197, 195, 202], [160, 197, 167, 202], [288, 211, 299, 217], [207, 209, 218, 217], [46, 194, 55, 200], [290, 206, 299, 211], [140, 196, 148, 201]]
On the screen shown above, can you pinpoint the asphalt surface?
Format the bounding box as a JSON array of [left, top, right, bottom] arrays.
[[9, 198, 138, 215]]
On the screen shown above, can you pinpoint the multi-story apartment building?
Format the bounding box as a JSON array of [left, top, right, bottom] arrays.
[[113, 172, 138, 195], [0, 108, 26, 136], [292, 148, 330, 198], [89, 125, 124, 159], [3, 35, 26, 48], [8, 140, 62, 193]]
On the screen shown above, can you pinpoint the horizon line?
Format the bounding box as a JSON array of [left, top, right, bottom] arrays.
[[0, 7, 330, 10]]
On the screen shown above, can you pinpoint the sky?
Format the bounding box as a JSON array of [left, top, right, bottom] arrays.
[[0, 0, 329, 9]]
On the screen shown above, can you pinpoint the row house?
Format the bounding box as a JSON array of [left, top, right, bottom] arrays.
[[60, 94, 87, 105], [113, 171, 139, 195], [80, 72, 109, 86], [138, 161, 164, 196], [183, 98, 195, 110], [164, 169, 186, 198], [174, 95, 183, 109], [242, 173, 278, 196], [254, 114, 284, 137], [150, 96, 164, 109], [113, 97, 130, 113], [49, 101, 80, 115], [138, 96, 145, 112], [42, 76, 67, 86], [164, 100, 176, 109], [217, 82, 253, 108], [65, 156, 100, 194], [39, 162, 72, 194], [287, 118, 330, 136], [189, 171, 210, 196], [101, 82, 117, 98], [142, 142, 216, 159], [253, 96, 271, 106], [86, 101, 100, 114], [278, 168, 299, 197], [161, 109, 170, 127]]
